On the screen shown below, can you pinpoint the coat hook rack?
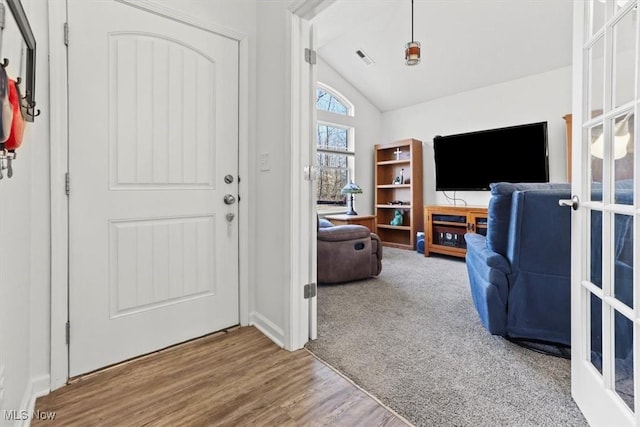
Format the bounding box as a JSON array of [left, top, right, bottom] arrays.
[[6, 0, 37, 123], [0, 0, 39, 182]]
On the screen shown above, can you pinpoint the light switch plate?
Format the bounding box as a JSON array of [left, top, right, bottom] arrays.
[[259, 153, 270, 171]]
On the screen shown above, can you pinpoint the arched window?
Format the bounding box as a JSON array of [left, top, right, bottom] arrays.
[[315, 83, 355, 211], [316, 85, 352, 116]]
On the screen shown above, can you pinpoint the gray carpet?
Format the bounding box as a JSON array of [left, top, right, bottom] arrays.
[[306, 247, 589, 427]]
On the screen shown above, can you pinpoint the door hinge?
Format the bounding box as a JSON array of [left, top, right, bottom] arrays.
[[65, 321, 70, 345], [304, 282, 317, 299], [65, 172, 70, 195], [0, 4, 6, 30], [304, 48, 316, 65], [64, 22, 69, 46]]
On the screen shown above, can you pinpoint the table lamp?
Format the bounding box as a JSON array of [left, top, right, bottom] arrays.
[[341, 181, 363, 215]]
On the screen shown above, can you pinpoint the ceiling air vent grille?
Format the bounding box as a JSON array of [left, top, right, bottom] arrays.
[[356, 49, 374, 66]]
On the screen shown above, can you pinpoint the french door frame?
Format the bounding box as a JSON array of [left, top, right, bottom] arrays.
[[571, 0, 640, 424]]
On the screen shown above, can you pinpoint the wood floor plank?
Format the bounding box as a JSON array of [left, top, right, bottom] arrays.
[[33, 326, 410, 427]]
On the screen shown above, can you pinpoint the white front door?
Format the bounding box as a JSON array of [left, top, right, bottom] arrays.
[[571, 1, 638, 424], [67, 0, 239, 377]]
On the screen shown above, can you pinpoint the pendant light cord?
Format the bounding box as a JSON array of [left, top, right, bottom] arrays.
[[411, 0, 414, 42]]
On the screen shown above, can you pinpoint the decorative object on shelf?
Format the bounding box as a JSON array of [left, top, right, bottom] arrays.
[[390, 209, 404, 226], [394, 147, 402, 160], [341, 181, 363, 215], [404, 0, 421, 66], [400, 168, 404, 184], [393, 176, 402, 185]]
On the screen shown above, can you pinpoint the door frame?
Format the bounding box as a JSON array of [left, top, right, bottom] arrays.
[[48, 0, 251, 390], [286, 0, 335, 350]]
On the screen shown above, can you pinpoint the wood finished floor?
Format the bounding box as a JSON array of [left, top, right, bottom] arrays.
[[34, 326, 410, 427]]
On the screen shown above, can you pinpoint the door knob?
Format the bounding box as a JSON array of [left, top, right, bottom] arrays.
[[559, 195, 579, 210], [224, 194, 236, 205]]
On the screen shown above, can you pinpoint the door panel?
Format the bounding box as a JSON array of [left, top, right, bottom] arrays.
[[572, 1, 638, 425], [68, 0, 239, 377], [109, 33, 216, 189]]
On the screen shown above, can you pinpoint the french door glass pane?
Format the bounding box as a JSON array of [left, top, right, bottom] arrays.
[[591, 210, 604, 289], [613, 113, 635, 195], [613, 115, 634, 190], [613, 10, 636, 109], [614, 309, 634, 411], [589, 123, 605, 185], [614, 213, 633, 308], [591, 292, 603, 374], [589, 0, 606, 37], [615, 0, 633, 13], [589, 37, 605, 118]]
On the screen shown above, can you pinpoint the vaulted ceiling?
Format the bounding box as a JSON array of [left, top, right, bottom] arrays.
[[314, 0, 575, 112]]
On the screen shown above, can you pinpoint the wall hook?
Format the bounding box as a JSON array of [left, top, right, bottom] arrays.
[[1, 58, 9, 68], [26, 107, 40, 118]]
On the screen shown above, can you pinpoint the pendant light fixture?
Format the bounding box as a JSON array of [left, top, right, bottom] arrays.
[[405, 0, 421, 66]]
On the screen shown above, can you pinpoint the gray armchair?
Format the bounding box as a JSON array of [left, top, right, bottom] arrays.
[[317, 219, 382, 284]]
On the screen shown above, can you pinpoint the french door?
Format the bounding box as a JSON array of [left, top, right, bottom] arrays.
[[571, 1, 639, 425]]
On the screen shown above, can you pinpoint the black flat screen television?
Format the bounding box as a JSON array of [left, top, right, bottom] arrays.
[[433, 121, 549, 191]]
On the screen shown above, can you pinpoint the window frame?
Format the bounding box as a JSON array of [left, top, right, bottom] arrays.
[[315, 83, 356, 212]]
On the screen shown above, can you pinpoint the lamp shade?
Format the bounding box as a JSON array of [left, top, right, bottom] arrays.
[[341, 181, 362, 215], [592, 115, 632, 160], [341, 182, 363, 195], [405, 41, 421, 66]]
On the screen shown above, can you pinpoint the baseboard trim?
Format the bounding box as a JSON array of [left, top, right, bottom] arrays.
[[19, 375, 50, 427], [249, 312, 285, 348]]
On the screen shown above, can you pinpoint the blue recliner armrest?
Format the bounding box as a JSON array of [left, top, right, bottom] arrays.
[[465, 232, 511, 335]]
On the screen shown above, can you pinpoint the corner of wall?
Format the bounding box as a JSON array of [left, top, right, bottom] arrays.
[[249, 312, 285, 348], [11, 375, 50, 427]]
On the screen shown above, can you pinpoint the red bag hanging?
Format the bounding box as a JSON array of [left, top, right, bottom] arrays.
[[5, 78, 24, 151], [0, 65, 11, 143]]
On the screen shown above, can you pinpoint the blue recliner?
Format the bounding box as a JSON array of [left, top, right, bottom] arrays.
[[464, 182, 573, 346]]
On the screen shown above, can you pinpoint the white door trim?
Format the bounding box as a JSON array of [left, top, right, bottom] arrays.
[[48, 0, 69, 391], [48, 0, 251, 390], [286, 0, 332, 351]]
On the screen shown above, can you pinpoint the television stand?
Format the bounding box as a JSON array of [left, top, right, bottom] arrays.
[[424, 205, 488, 258]]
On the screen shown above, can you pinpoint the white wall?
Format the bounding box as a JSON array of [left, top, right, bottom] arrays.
[[381, 66, 572, 206], [252, 0, 291, 345], [0, 0, 52, 421], [316, 58, 382, 215]]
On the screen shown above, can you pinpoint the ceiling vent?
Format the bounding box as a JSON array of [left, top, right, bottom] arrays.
[[355, 49, 375, 66]]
